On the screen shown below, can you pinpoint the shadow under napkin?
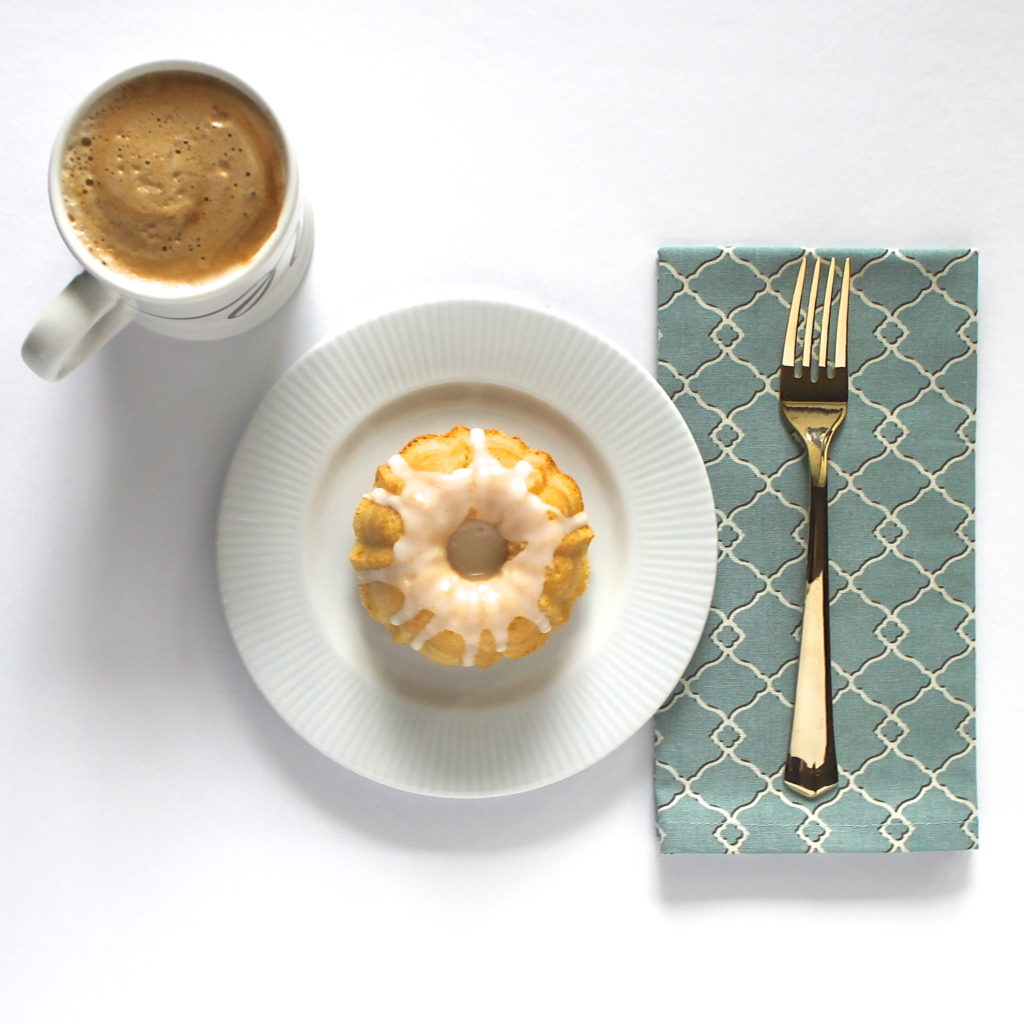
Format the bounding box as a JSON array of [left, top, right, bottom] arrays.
[[657, 845, 971, 901], [654, 246, 978, 854]]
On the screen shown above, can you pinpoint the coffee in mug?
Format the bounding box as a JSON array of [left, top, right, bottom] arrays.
[[23, 60, 313, 382], [60, 70, 287, 286]]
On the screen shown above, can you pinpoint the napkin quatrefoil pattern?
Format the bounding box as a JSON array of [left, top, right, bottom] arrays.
[[655, 246, 977, 853]]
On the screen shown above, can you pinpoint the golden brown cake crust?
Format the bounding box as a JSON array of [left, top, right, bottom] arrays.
[[350, 427, 594, 668]]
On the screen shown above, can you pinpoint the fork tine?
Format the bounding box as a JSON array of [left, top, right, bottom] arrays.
[[802, 257, 821, 368], [835, 257, 850, 369], [783, 257, 806, 368], [818, 257, 837, 370]]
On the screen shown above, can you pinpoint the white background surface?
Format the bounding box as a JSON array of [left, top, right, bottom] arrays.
[[2, 1, 1020, 1020]]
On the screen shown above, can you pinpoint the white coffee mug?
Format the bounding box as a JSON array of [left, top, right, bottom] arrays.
[[22, 60, 313, 381]]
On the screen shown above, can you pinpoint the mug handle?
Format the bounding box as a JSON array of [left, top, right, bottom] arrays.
[[22, 271, 134, 381]]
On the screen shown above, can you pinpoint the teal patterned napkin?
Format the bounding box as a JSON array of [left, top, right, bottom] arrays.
[[655, 247, 978, 853]]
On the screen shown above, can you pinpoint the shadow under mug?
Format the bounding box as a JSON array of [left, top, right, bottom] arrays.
[[22, 59, 314, 382]]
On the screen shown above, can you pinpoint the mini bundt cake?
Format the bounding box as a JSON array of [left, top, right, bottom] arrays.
[[349, 426, 594, 667]]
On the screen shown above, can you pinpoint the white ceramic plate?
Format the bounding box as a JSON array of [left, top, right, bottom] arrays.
[[217, 300, 716, 797]]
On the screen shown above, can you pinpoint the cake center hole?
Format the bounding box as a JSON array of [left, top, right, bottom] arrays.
[[446, 519, 508, 580]]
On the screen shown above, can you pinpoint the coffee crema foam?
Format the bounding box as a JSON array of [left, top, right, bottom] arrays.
[[60, 70, 286, 286]]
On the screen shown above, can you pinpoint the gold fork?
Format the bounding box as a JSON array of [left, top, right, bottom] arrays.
[[779, 254, 850, 798]]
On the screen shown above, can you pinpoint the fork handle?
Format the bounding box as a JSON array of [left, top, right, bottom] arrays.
[[785, 479, 839, 798]]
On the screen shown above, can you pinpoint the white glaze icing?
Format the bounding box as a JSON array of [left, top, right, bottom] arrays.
[[358, 428, 587, 666]]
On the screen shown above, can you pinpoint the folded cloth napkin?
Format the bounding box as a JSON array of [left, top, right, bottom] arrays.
[[655, 247, 978, 853]]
